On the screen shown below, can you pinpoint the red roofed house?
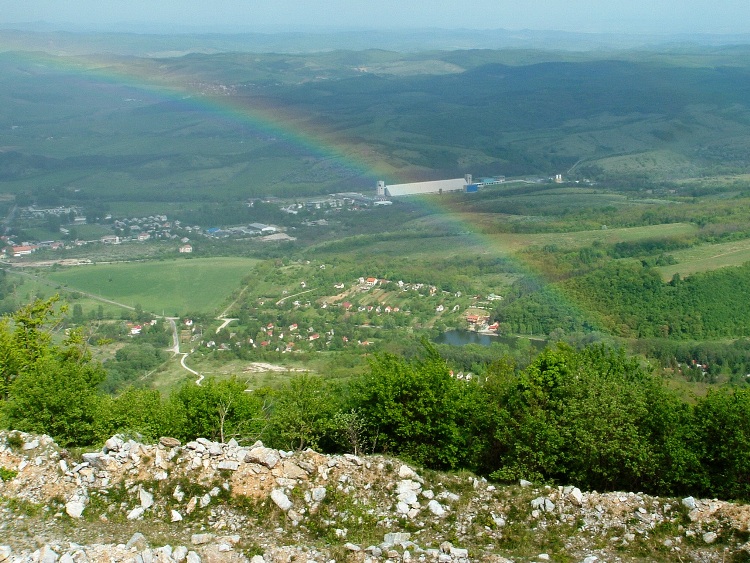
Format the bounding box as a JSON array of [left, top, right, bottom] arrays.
[[12, 245, 37, 257]]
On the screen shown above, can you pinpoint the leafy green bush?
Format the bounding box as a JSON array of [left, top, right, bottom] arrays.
[[352, 342, 490, 470]]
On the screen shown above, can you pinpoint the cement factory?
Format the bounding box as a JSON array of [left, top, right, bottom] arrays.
[[376, 174, 504, 197]]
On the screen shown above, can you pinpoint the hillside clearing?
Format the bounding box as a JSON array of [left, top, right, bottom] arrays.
[[658, 238, 750, 279]]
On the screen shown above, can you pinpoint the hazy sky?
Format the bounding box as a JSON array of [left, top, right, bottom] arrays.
[[1, 0, 748, 35]]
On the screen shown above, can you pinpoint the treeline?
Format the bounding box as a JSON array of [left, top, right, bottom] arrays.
[[4, 298, 750, 501], [633, 338, 750, 383], [565, 261, 750, 339], [496, 261, 750, 341]]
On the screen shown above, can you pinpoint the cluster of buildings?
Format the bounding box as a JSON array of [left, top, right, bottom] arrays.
[[21, 205, 85, 221], [279, 193, 378, 214], [466, 312, 499, 333], [205, 223, 278, 238], [4, 239, 64, 258], [111, 215, 179, 241]]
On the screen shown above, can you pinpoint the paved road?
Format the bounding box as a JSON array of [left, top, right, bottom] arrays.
[[165, 317, 204, 385]]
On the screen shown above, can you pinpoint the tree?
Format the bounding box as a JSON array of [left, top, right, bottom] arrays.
[[71, 303, 84, 325], [0, 297, 108, 446], [485, 343, 695, 493], [0, 297, 61, 401], [266, 374, 338, 451], [170, 377, 267, 443], [352, 342, 486, 469], [694, 388, 750, 500], [93, 388, 181, 443], [3, 330, 105, 447]]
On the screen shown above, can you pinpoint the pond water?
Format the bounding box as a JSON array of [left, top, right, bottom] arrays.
[[434, 329, 547, 350]]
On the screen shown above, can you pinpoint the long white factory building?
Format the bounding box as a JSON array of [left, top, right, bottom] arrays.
[[375, 174, 505, 197], [377, 175, 476, 197]]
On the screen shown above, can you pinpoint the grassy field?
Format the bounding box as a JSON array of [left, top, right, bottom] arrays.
[[44, 257, 259, 316], [657, 238, 750, 280], [144, 354, 318, 394], [492, 223, 698, 253]]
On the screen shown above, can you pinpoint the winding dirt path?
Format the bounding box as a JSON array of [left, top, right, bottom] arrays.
[[275, 287, 314, 306]]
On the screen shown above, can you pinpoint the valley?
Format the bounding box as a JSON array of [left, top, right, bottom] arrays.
[[3, 26, 750, 521]]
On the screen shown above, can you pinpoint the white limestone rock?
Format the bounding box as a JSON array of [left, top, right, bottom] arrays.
[[127, 506, 145, 520], [270, 488, 293, 511], [191, 533, 214, 545], [139, 487, 154, 509], [65, 501, 85, 519], [245, 446, 280, 469], [428, 499, 446, 516]]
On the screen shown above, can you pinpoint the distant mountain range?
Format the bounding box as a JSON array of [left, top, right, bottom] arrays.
[[2, 27, 750, 57]]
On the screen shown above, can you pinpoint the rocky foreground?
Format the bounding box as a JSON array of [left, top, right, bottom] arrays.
[[0, 432, 749, 562]]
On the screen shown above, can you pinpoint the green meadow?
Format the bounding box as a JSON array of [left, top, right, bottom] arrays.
[[494, 223, 699, 253], [44, 257, 259, 316], [657, 238, 750, 280]]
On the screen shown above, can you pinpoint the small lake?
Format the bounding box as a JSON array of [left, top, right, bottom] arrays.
[[434, 329, 547, 349]]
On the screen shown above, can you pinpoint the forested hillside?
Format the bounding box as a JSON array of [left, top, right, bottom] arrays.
[[4, 46, 750, 203]]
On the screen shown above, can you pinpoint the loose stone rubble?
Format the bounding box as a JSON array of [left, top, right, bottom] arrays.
[[1, 430, 750, 562]]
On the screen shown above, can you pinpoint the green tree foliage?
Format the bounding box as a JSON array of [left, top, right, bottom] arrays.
[[352, 343, 488, 470], [693, 389, 750, 500], [0, 297, 105, 446], [565, 262, 750, 339], [479, 344, 704, 494], [93, 388, 180, 443], [170, 377, 267, 444], [266, 374, 339, 452], [101, 343, 168, 393]]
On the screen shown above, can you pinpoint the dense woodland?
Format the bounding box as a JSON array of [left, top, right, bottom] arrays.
[[495, 261, 750, 340]]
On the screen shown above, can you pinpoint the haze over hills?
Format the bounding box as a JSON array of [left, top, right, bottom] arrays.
[[2, 27, 750, 57]]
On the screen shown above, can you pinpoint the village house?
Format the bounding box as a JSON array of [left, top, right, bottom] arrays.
[[12, 245, 37, 257]]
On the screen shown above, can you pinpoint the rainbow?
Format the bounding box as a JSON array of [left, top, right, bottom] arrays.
[[0, 48, 401, 182], [1, 47, 602, 334]]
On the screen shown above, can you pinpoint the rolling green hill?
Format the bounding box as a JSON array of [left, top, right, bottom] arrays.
[[3, 47, 750, 207]]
